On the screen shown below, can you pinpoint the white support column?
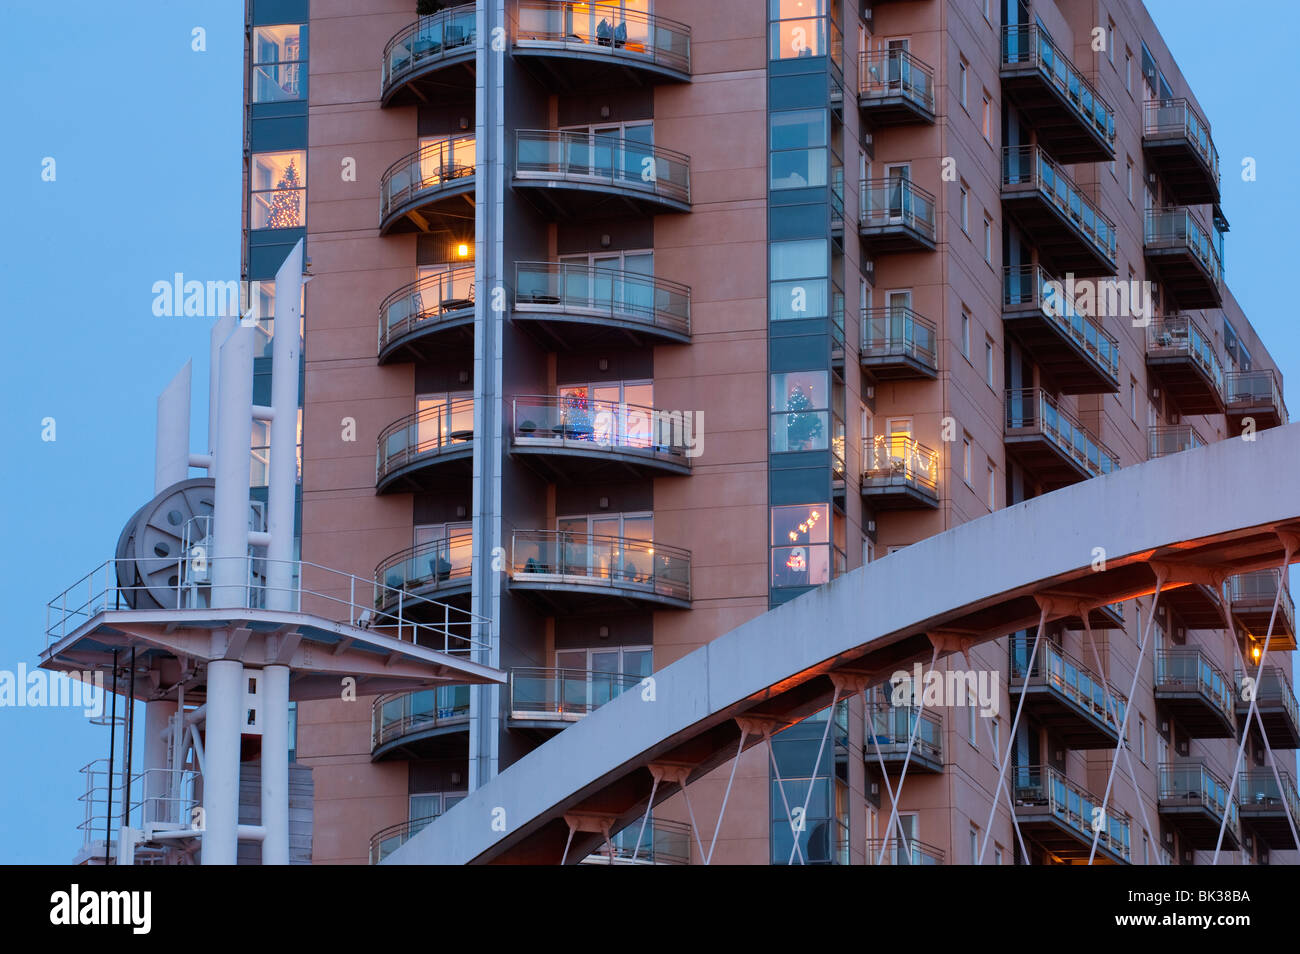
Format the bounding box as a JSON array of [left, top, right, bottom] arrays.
[[202, 655, 244, 866], [142, 701, 178, 826], [260, 664, 290, 865], [264, 240, 304, 613], [211, 324, 256, 609], [208, 316, 234, 456], [155, 362, 191, 494]]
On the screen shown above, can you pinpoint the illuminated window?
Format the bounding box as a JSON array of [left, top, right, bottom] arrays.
[[771, 503, 831, 588], [250, 151, 306, 229], [556, 380, 654, 447], [252, 25, 306, 103], [771, 370, 829, 452], [769, 0, 830, 61]]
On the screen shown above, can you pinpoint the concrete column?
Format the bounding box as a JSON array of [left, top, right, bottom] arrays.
[[142, 701, 178, 826], [202, 657, 244, 865], [260, 664, 290, 865]]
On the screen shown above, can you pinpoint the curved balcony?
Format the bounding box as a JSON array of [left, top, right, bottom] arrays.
[[378, 266, 476, 364], [513, 129, 691, 217], [1226, 368, 1287, 433], [370, 814, 439, 865], [513, 1, 691, 89], [581, 818, 692, 865], [859, 49, 935, 125], [859, 177, 936, 252], [1002, 146, 1117, 276], [1004, 388, 1118, 491], [507, 666, 643, 730], [380, 137, 476, 235], [376, 400, 475, 494], [861, 435, 939, 511], [1145, 315, 1225, 415], [1159, 761, 1240, 851], [1143, 208, 1222, 309], [511, 395, 693, 480], [1144, 98, 1220, 205], [1002, 266, 1120, 395], [370, 685, 471, 761], [860, 307, 937, 380], [510, 530, 691, 612], [374, 531, 474, 616], [380, 5, 477, 107], [512, 261, 690, 347]]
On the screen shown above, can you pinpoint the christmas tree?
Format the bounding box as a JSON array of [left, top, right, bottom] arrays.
[[266, 159, 303, 229], [562, 391, 595, 440], [783, 384, 824, 450]]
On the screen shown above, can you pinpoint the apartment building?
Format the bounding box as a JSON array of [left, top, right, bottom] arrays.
[[238, 0, 1296, 865]]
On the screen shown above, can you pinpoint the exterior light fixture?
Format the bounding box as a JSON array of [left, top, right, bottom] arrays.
[[457, 243, 470, 258]]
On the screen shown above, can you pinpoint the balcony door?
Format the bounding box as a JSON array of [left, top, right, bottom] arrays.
[[562, 122, 653, 183], [415, 390, 473, 452], [559, 249, 654, 316], [558, 380, 654, 447], [555, 645, 652, 713], [884, 289, 912, 353], [884, 37, 910, 91], [414, 521, 472, 582], [557, 512, 653, 583], [885, 163, 911, 222]]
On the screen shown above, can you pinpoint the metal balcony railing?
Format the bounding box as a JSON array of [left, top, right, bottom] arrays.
[[514, 1, 691, 76], [509, 667, 644, 721], [511, 529, 690, 602], [380, 137, 477, 222], [1012, 766, 1132, 861], [377, 400, 475, 484], [1146, 315, 1224, 392], [1160, 761, 1240, 833], [370, 814, 440, 864], [861, 306, 937, 370], [584, 817, 693, 865], [1155, 649, 1235, 723], [512, 395, 692, 464], [860, 177, 937, 241], [1230, 569, 1294, 626], [1005, 387, 1119, 478], [859, 49, 935, 112], [1009, 636, 1127, 732], [1226, 369, 1288, 422], [865, 693, 943, 763], [1001, 24, 1116, 147], [381, 5, 477, 97], [513, 261, 690, 337], [1002, 265, 1120, 381], [862, 435, 939, 494], [1144, 208, 1222, 285], [374, 531, 474, 607], [371, 685, 471, 751], [1148, 424, 1207, 459], [1239, 770, 1300, 822], [378, 266, 476, 355], [78, 760, 199, 851], [1236, 667, 1300, 729], [1002, 145, 1118, 263], [515, 129, 690, 205], [1144, 98, 1220, 186], [865, 837, 945, 865]]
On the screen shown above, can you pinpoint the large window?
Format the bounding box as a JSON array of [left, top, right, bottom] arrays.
[[250, 151, 306, 229], [557, 380, 654, 446], [771, 370, 829, 452], [771, 503, 830, 588], [413, 521, 473, 580], [769, 0, 830, 61], [770, 109, 828, 190], [558, 122, 654, 182], [557, 512, 654, 582], [554, 645, 653, 709], [770, 238, 828, 321], [415, 391, 474, 450], [252, 25, 306, 103], [558, 249, 654, 315]]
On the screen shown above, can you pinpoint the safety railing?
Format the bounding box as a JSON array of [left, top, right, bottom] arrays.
[[1159, 761, 1240, 835], [380, 136, 477, 222], [370, 814, 441, 865], [588, 817, 692, 865], [371, 686, 471, 751], [1144, 208, 1222, 286], [509, 667, 644, 721], [865, 837, 945, 865], [1003, 265, 1120, 382], [861, 306, 937, 370], [511, 529, 690, 602], [377, 400, 476, 484], [1236, 667, 1300, 730], [1005, 388, 1119, 479], [865, 691, 943, 763], [1001, 23, 1115, 146], [46, 557, 490, 654], [379, 266, 476, 354], [1146, 315, 1224, 394], [1012, 766, 1132, 861], [1009, 636, 1127, 732], [1154, 649, 1234, 724], [381, 5, 477, 97], [860, 177, 936, 242], [1230, 569, 1294, 625], [513, 261, 690, 337], [859, 49, 934, 113], [1144, 98, 1220, 186], [1226, 368, 1287, 423], [1148, 424, 1207, 459], [1002, 145, 1117, 264], [862, 435, 939, 494], [515, 129, 690, 205], [512, 395, 692, 465], [78, 760, 199, 851], [374, 531, 474, 608], [513, 1, 691, 76], [1239, 770, 1300, 823]]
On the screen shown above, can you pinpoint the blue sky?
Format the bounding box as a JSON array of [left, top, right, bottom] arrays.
[[0, 0, 1295, 863]]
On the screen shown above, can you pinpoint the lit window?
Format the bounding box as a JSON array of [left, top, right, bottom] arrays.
[[771, 503, 831, 588], [771, 371, 830, 452], [252, 25, 307, 103], [250, 151, 306, 229], [769, 0, 830, 61]]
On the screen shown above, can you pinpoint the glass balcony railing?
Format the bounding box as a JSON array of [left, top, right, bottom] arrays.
[[370, 814, 439, 865], [585, 817, 692, 865], [859, 49, 935, 114], [378, 265, 476, 356], [1005, 388, 1119, 478], [371, 686, 471, 751], [1001, 23, 1115, 147], [1155, 649, 1234, 723], [514, 1, 691, 77], [1230, 569, 1295, 634], [380, 137, 477, 224], [1144, 98, 1220, 186], [865, 692, 942, 763], [515, 129, 690, 205], [1226, 369, 1288, 423], [861, 307, 937, 372], [862, 435, 939, 495], [1239, 770, 1300, 823], [1148, 424, 1207, 459], [512, 395, 692, 466], [865, 837, 945, 865], [376, 400, 475, 485], [1146, 315, 1225, 393], [1009, 636, 1127, 733], [1160, 761, 1239, 833], [509, 667, 644, 721], [860, 177, 937, 242], [1002, 146, 1118, 264], [1236, 667, 1300, 728], [514, 261, 690, 338], [381, 5, 477, 98], [374, 531, 474, 607], [1144, 208, 1222, 286], [1002, 265, 1120, 382], [511, 529, 691, 603], [1012, 766, 1132, 861]]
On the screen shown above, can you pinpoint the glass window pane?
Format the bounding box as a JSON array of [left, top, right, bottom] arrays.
[[770, 239, 827, 280]]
